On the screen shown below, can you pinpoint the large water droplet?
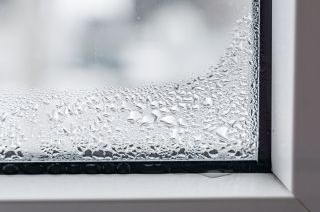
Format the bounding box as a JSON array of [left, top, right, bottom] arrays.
[[127, 111, 142, 124], [140, 115, 155, 126], [160, 116, 178, 127]]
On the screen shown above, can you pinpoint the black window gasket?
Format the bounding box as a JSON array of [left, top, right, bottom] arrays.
[[0, 0, 272, 175]]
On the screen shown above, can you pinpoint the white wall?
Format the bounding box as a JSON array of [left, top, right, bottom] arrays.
[[293, 0, 320, 211]]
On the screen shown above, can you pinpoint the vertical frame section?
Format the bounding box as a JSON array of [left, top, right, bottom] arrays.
[[258, 0, 272, 170]]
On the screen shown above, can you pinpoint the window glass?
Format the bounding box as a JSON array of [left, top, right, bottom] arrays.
[[0, 0, 259, 162]]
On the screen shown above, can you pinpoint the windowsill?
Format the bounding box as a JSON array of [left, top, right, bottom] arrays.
[[0, 173, 292, 201]]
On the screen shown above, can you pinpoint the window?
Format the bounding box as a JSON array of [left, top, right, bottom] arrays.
[[0, 0, 270, 174]]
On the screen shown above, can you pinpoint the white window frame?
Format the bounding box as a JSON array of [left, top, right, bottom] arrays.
[[0, 0, 319, 211]]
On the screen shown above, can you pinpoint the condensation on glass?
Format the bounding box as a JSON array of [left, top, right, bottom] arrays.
[[0, 0, 260, 162]]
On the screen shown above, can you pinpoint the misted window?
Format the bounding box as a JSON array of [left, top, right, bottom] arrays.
[[0, 0, 270, 174]]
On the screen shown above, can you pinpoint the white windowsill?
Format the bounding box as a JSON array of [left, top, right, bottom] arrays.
[[0, 173, 292, 201]]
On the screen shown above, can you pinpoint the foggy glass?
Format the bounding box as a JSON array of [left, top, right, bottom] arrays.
[[0, 0, 251, 89], [0, 0, 260, 162]]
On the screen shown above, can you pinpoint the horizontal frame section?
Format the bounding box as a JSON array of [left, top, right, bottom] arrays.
[[0, 161, 271, 175]]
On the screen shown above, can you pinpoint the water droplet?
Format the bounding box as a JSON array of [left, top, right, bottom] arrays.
[[203, 97, 213, 106], [170, 128, 179, 140], [209, 149, 218, 155], [150, 101, 159, 108], [136, 103, 145, 110], [193, 135, 202, 141], [170, 105, 180, 113], [127, 111, 142, 124], [151, 110, 161, 120], [52, 110, 59, 121], [178, 118, 187, 127], [0, 112, 8, 122], [160, 116, 178, 127], [140, 116, 155, 126], [216, 126, 229, 140], [32, 103, 39, 111]]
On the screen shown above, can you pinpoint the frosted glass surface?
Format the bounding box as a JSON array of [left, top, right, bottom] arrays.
[[0, 0, 259, 162]]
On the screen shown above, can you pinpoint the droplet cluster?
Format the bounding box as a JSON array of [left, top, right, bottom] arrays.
[[0, 11, 259, 162]]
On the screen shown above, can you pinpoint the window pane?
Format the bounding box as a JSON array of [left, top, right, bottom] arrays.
[[0, 0, 259, 162]]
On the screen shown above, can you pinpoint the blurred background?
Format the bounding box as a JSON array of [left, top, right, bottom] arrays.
[[0, 0, 251, 89]]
